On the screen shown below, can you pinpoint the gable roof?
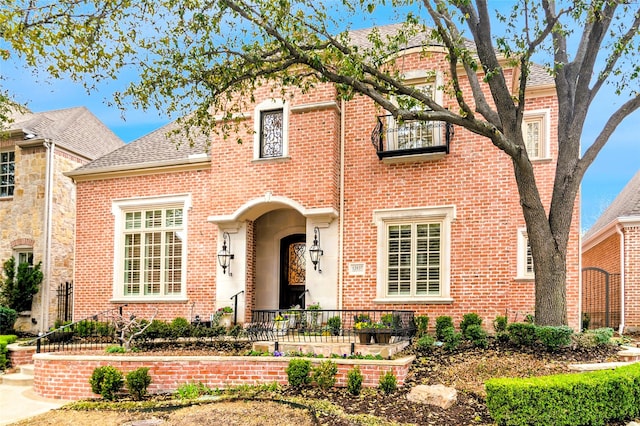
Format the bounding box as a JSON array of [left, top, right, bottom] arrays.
[[347, 23, 554, 87], [584, 169, 640, 240], [8, 106, 124, 160], [68, 120, 210, 176]]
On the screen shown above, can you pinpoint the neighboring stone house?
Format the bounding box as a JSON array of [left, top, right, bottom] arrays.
[[582, 169, 640, 333], [68, 24, 581, 330], [0, 107, 124, 333]]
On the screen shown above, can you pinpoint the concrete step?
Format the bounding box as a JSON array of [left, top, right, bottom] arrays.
[[1, 364, 35, 386], [19, 364, 34, 376], [1, 372, 34, 386]]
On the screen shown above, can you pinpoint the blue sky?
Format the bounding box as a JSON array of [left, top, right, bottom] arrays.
[[1, 4, 638, 233]]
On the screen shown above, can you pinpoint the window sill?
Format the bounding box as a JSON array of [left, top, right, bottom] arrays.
[[0, 196, 14, 201], [514, 276, 535, 282], [373, 297, 454, 305], [252, 156, 291, 164], [110, 297, 189, 304]]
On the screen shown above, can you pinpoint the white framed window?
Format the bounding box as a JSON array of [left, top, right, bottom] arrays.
[[387, 72, 445, 151], [111, 194, 191, 301], [516, 228, 534, 280], [522, 109, 550, 160], [16, 250, 34, 267], [253, 99, 289, 160], [1, 150, 15, 197], [373, 206, 455, 303]]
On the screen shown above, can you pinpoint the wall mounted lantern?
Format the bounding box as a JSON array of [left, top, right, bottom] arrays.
[[217, 232, 234, 276], [308, 226, 323, 273]]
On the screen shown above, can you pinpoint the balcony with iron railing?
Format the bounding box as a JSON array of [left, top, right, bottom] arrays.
[[372, 115, 452, 162]]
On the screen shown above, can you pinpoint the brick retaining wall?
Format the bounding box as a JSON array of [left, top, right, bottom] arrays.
[[7, 344, 35, 367], [32, 353, 414, 400]]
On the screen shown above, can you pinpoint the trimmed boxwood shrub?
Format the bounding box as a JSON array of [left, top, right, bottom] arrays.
[[460, 312, 482, 337], [506, 322, 537, 347], [535, 325, 573, 351], [286, 358, 311, 388], [486, 363, 640, 426], [90, 365, 123, 400], [126, 367, 152, 400], [346, 366, 363, 396], [435, 316, 454, 341]]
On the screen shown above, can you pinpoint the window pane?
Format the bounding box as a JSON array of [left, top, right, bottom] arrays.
[[145, 210, 162, 228], [0, 151, 15, 197], [260, 109, 284, 158]]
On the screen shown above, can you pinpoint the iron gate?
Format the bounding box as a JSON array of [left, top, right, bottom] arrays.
[[56, 281, 73, 323], [581, 267, 620, 330]]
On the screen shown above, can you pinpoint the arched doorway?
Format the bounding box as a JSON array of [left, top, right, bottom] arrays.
[[279, 234, 306, 309]]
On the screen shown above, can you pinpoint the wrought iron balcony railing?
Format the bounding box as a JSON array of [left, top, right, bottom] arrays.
[[372, 115, 452, 160], [248, 309, 416, 343]]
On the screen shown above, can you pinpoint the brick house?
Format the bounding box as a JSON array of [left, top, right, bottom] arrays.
[[0, 107, 124, 333], [582, 169, 640, 333], [67, 25, 581, 330]]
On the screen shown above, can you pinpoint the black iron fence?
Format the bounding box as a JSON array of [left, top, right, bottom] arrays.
[[56, 281, 73, 323], [32, 305, 125, 353], [582, 267, 621, 330], [248, 309, 416, 343]]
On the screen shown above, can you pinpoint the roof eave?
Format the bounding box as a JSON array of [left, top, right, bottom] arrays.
[[65, 156, 212, 182]]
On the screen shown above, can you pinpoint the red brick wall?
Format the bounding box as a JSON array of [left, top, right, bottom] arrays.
[[72, 48, 579, 330], [32, 353, 413, 400], [339, 51, 579, 329], [583, 233, 621, 273], [7, 345, 35, 367], [74, 168, 215, 321]]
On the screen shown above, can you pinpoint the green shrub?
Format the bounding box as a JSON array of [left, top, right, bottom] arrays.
[[0, 307, 17, 334], [286, 359, 311, 388], [591, 327, 614, 345], [105, 345, 125, 353], [312, 360, 337, 391], [414, 315, 429, 337], [346, 366, 363, 396], [573, 328, 614, 349], [378, 371, 397, 394], [0, 334, 17, 344], [507, 322, 537, 347], [175, 382, 213, 399], [486, 362, 640, 426], [441, 326, 462, 351], [493, 315, 508, 333], [415, 334, 435, 350], [465, 324, 488, 348], [327, 316, 341, 336], [90, 366, 123, 401], [126, 367, 152, 400], [170, 317, 191, 338], [435, 316, 454, 341], [536, 325, 573, 351], [460, 312, 482, 337]]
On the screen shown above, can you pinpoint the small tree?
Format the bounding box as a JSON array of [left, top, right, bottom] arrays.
[[1, 257, 43, 312], [112, 309, 158, 350]]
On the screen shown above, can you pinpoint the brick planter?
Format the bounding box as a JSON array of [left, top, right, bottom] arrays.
[[32, 352, 415, 400]]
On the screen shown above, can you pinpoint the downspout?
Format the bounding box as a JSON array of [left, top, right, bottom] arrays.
[[41, 139, 55, 331], [338, 99, 345, 309], [616, 224, 625, 334]]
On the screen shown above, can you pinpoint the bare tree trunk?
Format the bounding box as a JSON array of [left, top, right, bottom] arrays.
[[533, 247, 567, 326]]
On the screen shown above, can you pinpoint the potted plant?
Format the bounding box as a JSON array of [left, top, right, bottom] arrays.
[[327, 316, 342, 336], [218, 306, 233, 328], [306, 302, 322, 329], [354, 319, 373, 344], [372, 322, 392, 344], [273, 313, 288, 336]]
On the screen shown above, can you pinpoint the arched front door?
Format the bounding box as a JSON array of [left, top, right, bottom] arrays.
[[279, 234, 306, 309]]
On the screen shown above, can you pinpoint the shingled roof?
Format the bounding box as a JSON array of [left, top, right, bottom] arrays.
[[347, 23, 554, 87], [8, 106, 124, 160], [584, 169, 640, 240], [69, 120, 210, 175]]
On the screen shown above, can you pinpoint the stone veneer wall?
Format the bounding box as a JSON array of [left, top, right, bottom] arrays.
[[32, 353, 414, 400]]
